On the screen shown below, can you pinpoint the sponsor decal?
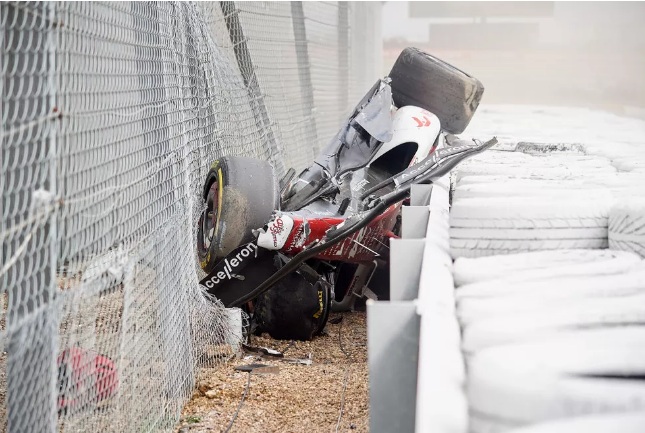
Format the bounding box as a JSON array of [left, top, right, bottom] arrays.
[[312, 288, 324, 319], [202, 242, 258, 289], [269, 217, 285, 247], [285, 221, 310, 250], [397, 155, 438, 183], [436, 144, 472, 158], [257, 214, 294, 250], [413, 115, 431, 127], [396, 143, 473, 184], [292, 227, 305, 248]]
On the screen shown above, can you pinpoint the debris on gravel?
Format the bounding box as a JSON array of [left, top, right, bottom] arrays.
[[176, 312, 368, 433]]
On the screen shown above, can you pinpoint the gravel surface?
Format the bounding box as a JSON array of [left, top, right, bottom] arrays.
[[176, 312, 368, 433]]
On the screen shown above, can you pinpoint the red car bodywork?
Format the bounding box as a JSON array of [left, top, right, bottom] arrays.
[[281, 203, 401, 263]]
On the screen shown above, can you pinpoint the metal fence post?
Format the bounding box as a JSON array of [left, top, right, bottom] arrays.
[[3, 3, 58, 432], [220, 1, 285, 175], [337, 2, 350, 121], [130, 0, 194, 406], [290, 1, 318, 156]]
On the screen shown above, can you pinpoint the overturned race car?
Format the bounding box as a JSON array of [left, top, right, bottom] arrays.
[[197, 48, 497, 340]]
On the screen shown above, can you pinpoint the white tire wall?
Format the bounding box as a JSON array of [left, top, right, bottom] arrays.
[[452, 250, 645, 432], [612, 157, 645, 172], [455, 172, 645, 189], [452, 184, 606, 201], [505, 413, 645, 433], [449, 106, 645, 433], [609, 200, 645, 258], [452, 249, 641, 286], [468, 327, 645, 376], [461, 296, 645, 352], [458, 290, 645, 327], [455, 158, 616, 182], [468, 370, 645, 428], [456, 262, 645, 300], [450, 197, 612, 259]]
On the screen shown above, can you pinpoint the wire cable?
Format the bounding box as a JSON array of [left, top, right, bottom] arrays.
[[335, 316, 352, 433], [222, 371, 252, 433]]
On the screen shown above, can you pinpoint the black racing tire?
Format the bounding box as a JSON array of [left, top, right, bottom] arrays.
[[389, 47, 484, 134], [252, 270, 332, 341], [197, 156, 278, 273]]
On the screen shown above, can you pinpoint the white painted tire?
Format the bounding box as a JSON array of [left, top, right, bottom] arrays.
[[609, 199, 645, 258], [456, 262, 645, 300], [456, 174, 522, 186], [453, 249, 640, 287], [457, 265, 645, 326], [452, 184, 606, 200], [462, 153, 609, 167], [450, 197, 611, 229], [450, 197, 612, 258], [467, 327, 645, 376], [455, 164, 615, 183], [468, 369, 645, 425], [455, 177, 582, 188], [470, 412, 520, 433], [451, 238, 608, 259], [457, 294, 645, 328], [454, 168, 571, 183], [612, 158, 645, 172], [462, 296, 645, 352], [456, 172, 643, 188], [506, 413, 645, 433], [452, 227, 607, 240], [471, 408, 645, 433]]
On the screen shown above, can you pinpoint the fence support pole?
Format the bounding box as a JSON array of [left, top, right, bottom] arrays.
[[220, 1, 285, 175], [337, 2, 350, 121], [4, 3, 58, 432], [290, 1, 318, 156]]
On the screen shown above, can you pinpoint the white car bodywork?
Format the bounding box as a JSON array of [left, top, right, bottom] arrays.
[[369, 105, 443, 167]]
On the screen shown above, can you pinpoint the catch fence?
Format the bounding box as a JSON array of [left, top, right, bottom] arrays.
[[0, 2, 382, 431]]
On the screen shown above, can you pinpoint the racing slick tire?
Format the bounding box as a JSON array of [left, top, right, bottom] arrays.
[[253, 270, 332, 341], [197, 156, 278, 273], [388, 47, 484, 134]]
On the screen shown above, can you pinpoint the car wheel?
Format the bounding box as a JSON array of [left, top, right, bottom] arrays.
[[197, 156, 278, 273], [253, 270, 332, 341], [389, 47, 484, 134]]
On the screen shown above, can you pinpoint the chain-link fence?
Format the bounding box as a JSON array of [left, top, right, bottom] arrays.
[[1, 1, 382, 432]]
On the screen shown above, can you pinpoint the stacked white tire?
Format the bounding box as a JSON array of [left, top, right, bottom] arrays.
[[450, 146, 621, 259], [450, 197, 612, 259], [447, 104, 645, 433], [506, 413, 645, 433], [453, 249, 645, 433]]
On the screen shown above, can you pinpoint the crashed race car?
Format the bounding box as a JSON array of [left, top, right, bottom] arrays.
[[197, 48, 497, 340]]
